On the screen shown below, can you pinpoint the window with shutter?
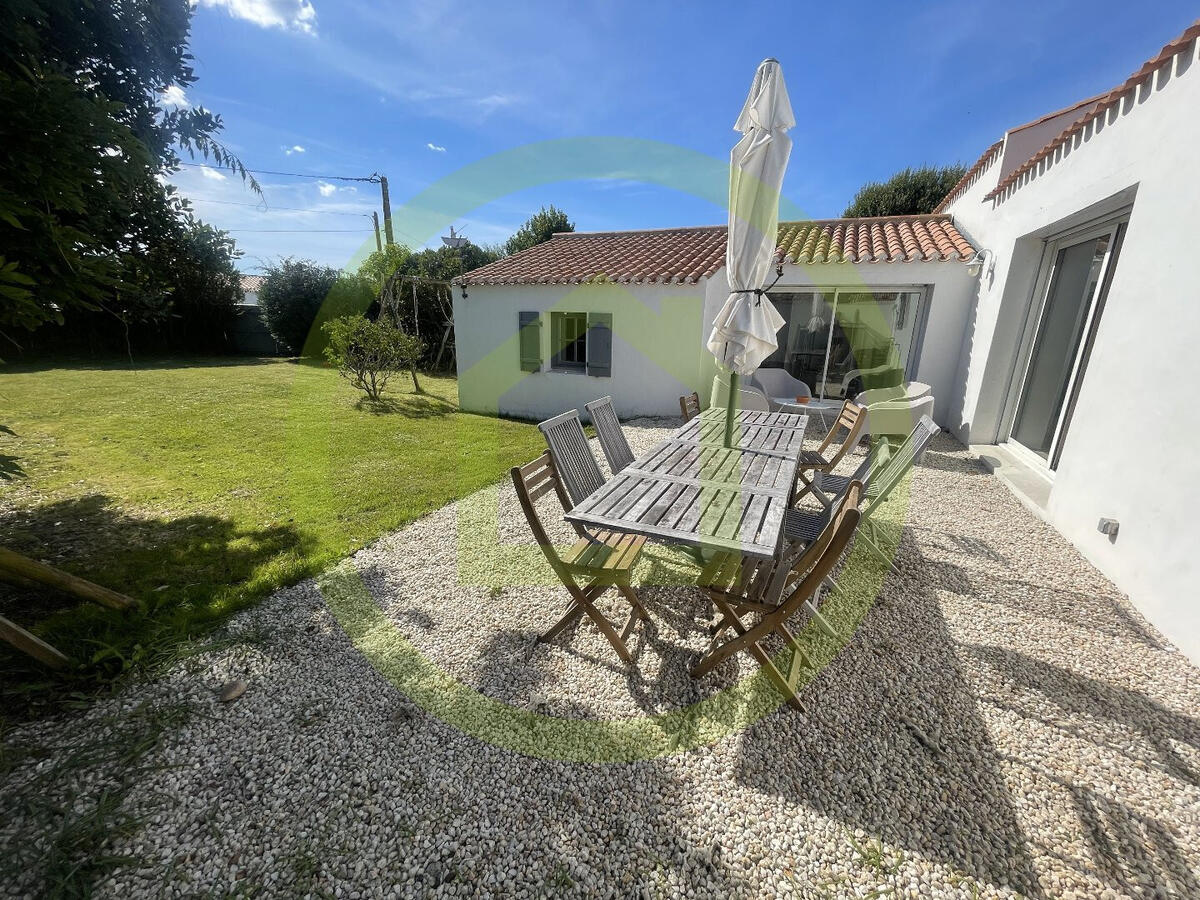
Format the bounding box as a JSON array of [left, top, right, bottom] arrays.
[[550, 312, 587, 371], [518, 311, 541, 372], [586, 312, 612, 377]]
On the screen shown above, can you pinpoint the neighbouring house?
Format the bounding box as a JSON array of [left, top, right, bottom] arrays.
[[239, 274, 264, 307], [230, 274, 280, 355], [455, 19, 1200, 660]]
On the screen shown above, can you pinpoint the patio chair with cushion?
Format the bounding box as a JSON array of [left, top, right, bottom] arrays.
[[584, 396, 635, 475], [537, 409, 606, 508], [795, 400, 867, 505], [692, 482, 863, 711], [679, 391, 701, 422], [855, 389, 935, 447], [511, 452, 649, 662]]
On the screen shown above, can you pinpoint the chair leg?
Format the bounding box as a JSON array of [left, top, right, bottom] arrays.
[[540, 583, 633, 662], [859, 523, 900, 575]]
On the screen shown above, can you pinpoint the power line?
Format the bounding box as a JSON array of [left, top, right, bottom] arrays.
[[177, 162, 379, 182], [225, 228, 373, 234], [188, 197, 373, 218]]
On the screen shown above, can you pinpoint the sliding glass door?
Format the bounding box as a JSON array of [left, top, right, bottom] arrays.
[[1009, 220, 1125, 469], [762, 289, 923, 400]]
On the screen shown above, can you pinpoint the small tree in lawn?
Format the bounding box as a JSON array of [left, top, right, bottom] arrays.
[[323, 316, 424, 401]]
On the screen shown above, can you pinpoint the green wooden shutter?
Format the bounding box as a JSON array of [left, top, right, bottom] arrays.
[[586, 312, 612, 377], [518, 311, 541, 372]]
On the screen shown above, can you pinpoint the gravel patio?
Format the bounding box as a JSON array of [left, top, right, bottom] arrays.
[[3, 419, 1198, 898]]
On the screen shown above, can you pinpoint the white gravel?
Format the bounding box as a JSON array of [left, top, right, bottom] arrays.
[[3, 419, 1199, 898]]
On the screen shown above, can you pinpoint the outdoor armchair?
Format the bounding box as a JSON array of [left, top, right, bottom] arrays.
[[710, 373, 770, 413], [750, 368, 813, 411]]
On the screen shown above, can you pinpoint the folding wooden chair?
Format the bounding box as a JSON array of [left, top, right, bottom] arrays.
[[537, 409, 606, 507], [679, 391, 701, 422], [796, 399, 867, 506], [692, 483, 862, 711], [584, 396, 635, 474], [511, 451, 649, 662], [785, 415, 939, 574]]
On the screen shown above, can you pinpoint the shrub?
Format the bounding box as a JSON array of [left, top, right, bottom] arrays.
[[259, 259, 374, 355], [322, 316, 425, 401]]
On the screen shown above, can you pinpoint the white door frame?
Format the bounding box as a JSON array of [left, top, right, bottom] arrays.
[[1000, 215, 1127, 472]]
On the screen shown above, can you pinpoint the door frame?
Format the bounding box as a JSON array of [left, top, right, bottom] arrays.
[[999, 213, 1128, 473]]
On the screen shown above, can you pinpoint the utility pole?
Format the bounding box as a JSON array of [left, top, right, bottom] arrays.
[[372, 212, 383, 253], [379, 175, 394, 245]]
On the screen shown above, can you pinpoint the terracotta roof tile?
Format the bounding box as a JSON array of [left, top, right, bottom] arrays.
[[933, 141, 1003, 213], [239, 274, 265, 293], [985, 20, 1200, 202], [463, 215, 975, 286]]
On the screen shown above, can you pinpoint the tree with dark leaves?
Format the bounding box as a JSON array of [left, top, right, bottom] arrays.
[[0, 0, 253, 355], [503, 205, 574, 257], [842, 165, 967, 218]]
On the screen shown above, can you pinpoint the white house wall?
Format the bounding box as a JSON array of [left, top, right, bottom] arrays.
[[454, 280, 710, 420], [945, 39, 1200, 661]]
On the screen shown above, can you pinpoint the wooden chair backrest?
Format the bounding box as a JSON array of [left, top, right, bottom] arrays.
[[584, 396, 635, 474], [679, 392, 701, 421], [537, 409, 606, 507], [772, 482, 862, 614], [738, 481, 862, 609], [510, 451, 574, 578], [862, 415, 939, 519], [814, 400, 867, 468]]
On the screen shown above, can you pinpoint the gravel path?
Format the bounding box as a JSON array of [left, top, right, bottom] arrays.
[[3, 420, 1199, 898]]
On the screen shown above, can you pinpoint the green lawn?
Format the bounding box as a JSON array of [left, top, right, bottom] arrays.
[[0, 358, 543, 709]]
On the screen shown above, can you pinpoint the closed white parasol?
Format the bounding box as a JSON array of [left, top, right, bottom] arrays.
[[706, 57, 795, 445]]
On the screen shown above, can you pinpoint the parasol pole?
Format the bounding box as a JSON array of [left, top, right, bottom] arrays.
[[724, 372, 738, 448]]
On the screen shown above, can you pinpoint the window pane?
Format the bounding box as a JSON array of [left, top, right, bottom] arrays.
[[823, 292, 911, 399], [762, 291, 835, 396], [1012, 236, 1109, 458]]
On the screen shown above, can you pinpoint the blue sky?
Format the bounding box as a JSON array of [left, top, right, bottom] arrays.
[[170, 0, 1198, 273]]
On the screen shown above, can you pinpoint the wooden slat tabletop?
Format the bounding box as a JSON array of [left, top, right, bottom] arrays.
[[675, 408, 809, 458], [565, 411, 809, 558]]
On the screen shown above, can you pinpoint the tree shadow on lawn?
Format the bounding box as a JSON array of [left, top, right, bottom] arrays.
[[2, 355, 284, 374], [353, 392, 455, 418], [0, 494, 313, 715]]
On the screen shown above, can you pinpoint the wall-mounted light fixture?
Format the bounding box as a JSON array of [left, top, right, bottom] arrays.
[[966, 248, 994, 280]]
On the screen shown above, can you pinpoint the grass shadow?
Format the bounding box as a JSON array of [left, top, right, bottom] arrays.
[[2, 355, 284, 374], [353, 392, 456, 418], [0, 494, 313, 717]]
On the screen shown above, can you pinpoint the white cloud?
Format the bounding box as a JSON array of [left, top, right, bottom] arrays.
[[426, 142, 446, 153], [199, 166, 228, 181], [197, 0, 317, 35], [284, 144, 306, 155], [158, 85, 190, 108], [317, 181, 336, 197]]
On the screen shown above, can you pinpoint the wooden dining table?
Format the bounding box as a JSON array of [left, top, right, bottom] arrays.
[[565, 409, 809, 559]]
